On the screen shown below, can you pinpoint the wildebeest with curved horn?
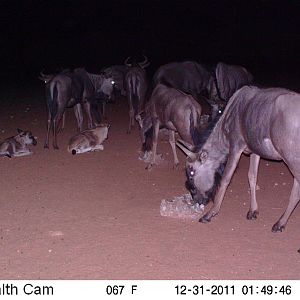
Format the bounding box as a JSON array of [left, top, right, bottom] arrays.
[[124, 55, 149, 133], [39, 69, 114, 149], [101, 64, 130, 98], [73, 68, 115, 126], [139, 83, 209, 170], [209, 61, 253, 102], [177, 86, 300, 247]]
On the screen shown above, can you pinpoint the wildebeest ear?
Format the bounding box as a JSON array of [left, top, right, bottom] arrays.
[[197, 150, 208, 163]]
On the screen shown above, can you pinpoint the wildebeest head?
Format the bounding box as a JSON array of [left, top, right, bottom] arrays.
[[97, 73, 115, 99], [38, 70, 54, 84], [16, 129, 37, 146], [177, 142, 225, 206]]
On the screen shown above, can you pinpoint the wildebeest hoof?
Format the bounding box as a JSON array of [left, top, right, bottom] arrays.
[[199, 214, 211, 223], [298, 248, 300, 254], [247, 210, 259, 220], [44, 144, 49, 149], [271, 222, 285, 232]]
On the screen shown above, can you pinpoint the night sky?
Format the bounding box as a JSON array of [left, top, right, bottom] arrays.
[[0, 0, 299, 83]]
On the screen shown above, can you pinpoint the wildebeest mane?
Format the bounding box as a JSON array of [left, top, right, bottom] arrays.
[[206, 159, 227, 203], [190, 108, 223, 152]]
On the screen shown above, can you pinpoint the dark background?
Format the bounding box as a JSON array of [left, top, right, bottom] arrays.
[[0, 0, 299, 84]]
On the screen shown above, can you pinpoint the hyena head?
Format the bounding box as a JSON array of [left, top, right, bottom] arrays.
[[16, 129, 37, 146]]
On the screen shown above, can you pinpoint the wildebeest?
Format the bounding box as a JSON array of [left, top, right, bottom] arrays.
[[139, 83, 209, 169], [153, 61, 211, 99], [209, 61, 253, 102], [0, 129, 37, 157], [124, 55, 149, 133], [153, 61, 253, 119], [39, 69, 114, 149], [177, 86, 300, 238], [73, 68, 115, 126], [68, 124, 110, 155], [152, 61, 216, 116], [101, 65, 130, 98]]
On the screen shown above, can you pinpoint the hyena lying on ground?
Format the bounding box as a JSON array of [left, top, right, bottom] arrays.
[[68, 124, 110, 155], [0, 129, 37, 158]]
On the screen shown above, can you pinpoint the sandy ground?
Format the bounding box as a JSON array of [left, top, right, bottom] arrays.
[[0, 83, 300, 280]]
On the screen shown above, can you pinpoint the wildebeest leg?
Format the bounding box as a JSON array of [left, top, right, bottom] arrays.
[[74, 103, 84, 132], [169, 130, 179, 168], [44, 111, 51, 149], [247, 154, 261, 220], [146, 120, 160, 170], [200, 150, 243, 223], [127, 93, 134, 134], [57, 112, 66, 133], [52, 111, 64, 150], [83, 102, 93, 129], [272, 178, 300, 232]]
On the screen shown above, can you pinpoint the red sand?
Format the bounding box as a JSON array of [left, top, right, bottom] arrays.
[[0, 87, 299, 279]]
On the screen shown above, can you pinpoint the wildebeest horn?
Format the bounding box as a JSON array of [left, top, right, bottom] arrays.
[[124, 56, 132, 67], [39, 70, 53, 81], [138, 55, 150, 68], [176, 141, 196, 160], [177, 139, 194, 151]]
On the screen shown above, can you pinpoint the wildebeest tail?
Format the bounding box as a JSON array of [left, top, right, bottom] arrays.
[[129, 76, 140, 114], [48, 81, 59, 120]]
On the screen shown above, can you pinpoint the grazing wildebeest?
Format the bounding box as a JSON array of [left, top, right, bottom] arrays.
[[68, 124, 110, 155], [124, 55, 149, 133], [177, 86, 300, 242], [209, 61, 253, 102], [39, 69, 114, 149], [140, 83, 209, 170], [0, 129, 37, 157]]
